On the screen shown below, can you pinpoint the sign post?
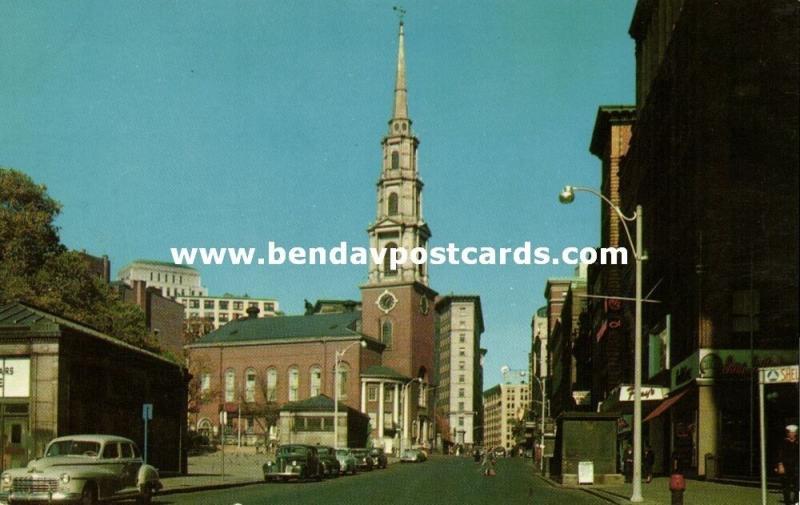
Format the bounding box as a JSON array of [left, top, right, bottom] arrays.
[[758, 365, 799, 505], [142, 403, 153, 464]]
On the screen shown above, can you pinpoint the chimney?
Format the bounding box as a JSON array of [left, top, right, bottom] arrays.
[[246, 305, 260, 319], [132, 280, 147, 310]]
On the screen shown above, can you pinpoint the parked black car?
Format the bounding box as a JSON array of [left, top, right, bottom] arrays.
[[369, 448, 388, 469], [350, 448, 374, 471]]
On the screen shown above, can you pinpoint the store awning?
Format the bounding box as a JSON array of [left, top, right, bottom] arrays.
[[644, 388, 690, 422]]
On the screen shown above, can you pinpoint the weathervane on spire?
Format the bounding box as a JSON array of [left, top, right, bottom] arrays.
[[393, 5, 406, 24]]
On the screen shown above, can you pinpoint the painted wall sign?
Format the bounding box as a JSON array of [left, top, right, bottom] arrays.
[[0, 358, 31, 398]]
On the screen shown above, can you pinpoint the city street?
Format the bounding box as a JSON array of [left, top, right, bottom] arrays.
[[156, 456, 603, 505]]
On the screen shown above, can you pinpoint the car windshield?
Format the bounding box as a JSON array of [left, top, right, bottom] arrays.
[[317, 447, 333, 456], [336, 450, 350, 456], [46, 440, 102, 457], [277, 446, 308, 457]]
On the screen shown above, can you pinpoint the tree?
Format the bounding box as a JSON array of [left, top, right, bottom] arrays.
[[0, 166, 157, 352]]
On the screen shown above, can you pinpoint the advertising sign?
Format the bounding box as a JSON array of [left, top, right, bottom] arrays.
[[0, 358, 31, 398]]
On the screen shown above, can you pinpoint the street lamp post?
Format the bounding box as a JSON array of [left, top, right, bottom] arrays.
[[559, 185, 644, 503], [334, 340, 366, 450], [399, 377, 422, 456], [534, 376, 548, 472]]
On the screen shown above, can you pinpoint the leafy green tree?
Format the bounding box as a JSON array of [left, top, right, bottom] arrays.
[[0, 166, 158, 352]]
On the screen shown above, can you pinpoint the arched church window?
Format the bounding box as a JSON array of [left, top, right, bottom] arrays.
[[384, 242, 398, 276], [391, 151, 400, 170], [381, 320, 393, 347], [388, 193, 399, 216]]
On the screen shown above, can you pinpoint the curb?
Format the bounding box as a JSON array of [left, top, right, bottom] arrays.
[[159, 479, 263, 496]]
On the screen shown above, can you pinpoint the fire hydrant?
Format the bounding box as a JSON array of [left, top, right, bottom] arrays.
[[669, 472, 686, 505]]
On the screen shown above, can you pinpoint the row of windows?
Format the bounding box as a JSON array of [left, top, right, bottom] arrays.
[[187, 299, 275, 311], [202, 365, 351, 404], [149, 272, 184, 284]]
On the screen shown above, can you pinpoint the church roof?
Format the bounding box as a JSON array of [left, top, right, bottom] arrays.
[[188, 311, 365, 346], [280, 394, 351, 412], [361, 365, 409, 381]]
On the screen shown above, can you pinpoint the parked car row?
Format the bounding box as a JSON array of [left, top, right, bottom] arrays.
[[0, 434, 161, 505], [263, 445, 392, 482]]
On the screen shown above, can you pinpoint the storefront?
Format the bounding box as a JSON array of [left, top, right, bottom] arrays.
[[0, 302, 188, 473], [646, 348, 799, 478]]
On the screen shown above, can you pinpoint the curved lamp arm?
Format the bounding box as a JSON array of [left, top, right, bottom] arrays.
[[560, 185, 640, 260]]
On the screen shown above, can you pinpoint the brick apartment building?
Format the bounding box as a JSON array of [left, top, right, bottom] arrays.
[[115, 280, 185, 359]]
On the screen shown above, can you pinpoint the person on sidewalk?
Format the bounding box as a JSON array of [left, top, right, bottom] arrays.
[[623, 443, 634, 483], [644, 444, 655, 483], [776, 424, 799, 505]]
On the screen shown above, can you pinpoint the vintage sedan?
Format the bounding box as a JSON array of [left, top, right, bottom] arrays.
[[349, 449, 374, 471], [314, 446, 341, 478], [263, 445, 322, 482], [334, 449, 357, 475], [0, 434, 161, 505], [369, 448, 388, 469], [400, 448, 427, 463]]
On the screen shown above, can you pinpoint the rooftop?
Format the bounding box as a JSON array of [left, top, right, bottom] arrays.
[[188, 311, 366, 346], [121, 259, 198, 272]]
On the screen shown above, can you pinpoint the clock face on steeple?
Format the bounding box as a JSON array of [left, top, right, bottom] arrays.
[[377, 290, 398, 313]]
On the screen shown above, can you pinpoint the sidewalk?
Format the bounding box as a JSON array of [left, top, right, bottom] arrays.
[[159, 449, 401, 495], [542, 475, 785, 505], [160, 450, 265, 494]]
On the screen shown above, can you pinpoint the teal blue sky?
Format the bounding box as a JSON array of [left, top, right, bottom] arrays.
[[0, 1, 636, 387]]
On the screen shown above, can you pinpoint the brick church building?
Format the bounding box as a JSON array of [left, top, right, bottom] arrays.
[[186, 20, 439, 453]]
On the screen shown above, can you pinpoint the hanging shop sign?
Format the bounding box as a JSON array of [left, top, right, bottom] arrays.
[[671, 349, 799, 390]]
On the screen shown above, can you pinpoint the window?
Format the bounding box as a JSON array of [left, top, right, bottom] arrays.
[[381, 320, 393, 347], [459, 361, 465, 370], [264, 302, 275, 312], [150, 272, 153, 281], [245, 369, 256, 403], [233, 301, 244, 310], [266, 368, 278, 402], [204, 300, 215, 310], [225, 369, 235, 402], [200, 373, 211, 393], [219, 300, 229, 310], [121, 444, 134, 459], [388, 192, 399, 216], [179, 275, 182, 283], [391, 151, 399, 170], [458, 402, 464, 411], [384, 242, 398, 275], [459, 333, 466, 343], [189, 299, 200, 309], [288, 367, 299, 401], [249, 302, 259, 308], [219, 313, 229, 323], [459, 375, 465, 383], [458, 388, 465, 398], [102, 443, 119, 459], [458, 417, 464, 427], [337, 363, 350, 398], [385, 387, 393, 402], [459, 348, 465, 357], [310, 366, 322, 397], [367, 385, 378, 402]]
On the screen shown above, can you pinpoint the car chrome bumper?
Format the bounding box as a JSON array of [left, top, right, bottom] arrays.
[[1, 491, 82, 503]]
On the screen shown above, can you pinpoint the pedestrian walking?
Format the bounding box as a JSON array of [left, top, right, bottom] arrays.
[[644, 444, 655, 483], [623, 443, 634, 483], [776, 424, 799, 505]]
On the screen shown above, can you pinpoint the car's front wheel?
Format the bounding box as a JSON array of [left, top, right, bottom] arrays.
[[80, 482, 97, 505]]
